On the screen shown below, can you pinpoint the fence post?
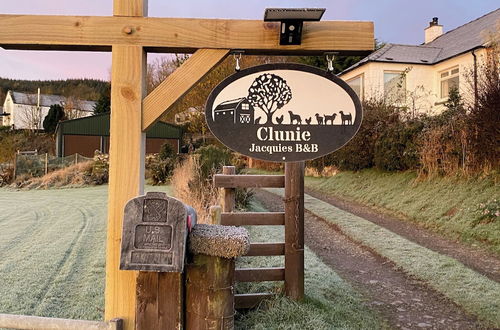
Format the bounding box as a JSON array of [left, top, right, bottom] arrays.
[[13, 152, 17, 179], [75, 153, 79, 165], [284, 161, 305, 301], [45, 153, 48, 175], [222, 166, 236, 212], [209, 205, 222, 225]]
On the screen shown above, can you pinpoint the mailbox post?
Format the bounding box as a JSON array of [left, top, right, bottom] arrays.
[[120, 192, 196, 329]]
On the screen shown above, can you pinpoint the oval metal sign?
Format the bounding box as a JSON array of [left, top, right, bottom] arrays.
[[205, 63, 362, 162]]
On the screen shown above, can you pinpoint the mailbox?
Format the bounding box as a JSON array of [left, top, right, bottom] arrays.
[[120, 192, 196, 272]]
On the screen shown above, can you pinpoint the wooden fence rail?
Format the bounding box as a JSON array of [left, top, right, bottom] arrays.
[[214, 174, 285, 188], [0, 314, 123, 330], [214, 164, 304, 308], [221, 212, 285, 226]]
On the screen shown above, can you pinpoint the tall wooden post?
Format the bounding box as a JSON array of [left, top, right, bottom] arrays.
[[105, 1, 147, 329], [284, 161, 305, 300], [222, 166, 236, 212]]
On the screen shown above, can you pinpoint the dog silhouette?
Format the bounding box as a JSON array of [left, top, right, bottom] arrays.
[[288, 111, 302, 125]]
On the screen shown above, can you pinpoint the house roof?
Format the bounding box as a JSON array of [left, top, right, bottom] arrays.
[[55, 113, 183, 139], [341, 8, 500, 74], [9, 91, 96, 112]]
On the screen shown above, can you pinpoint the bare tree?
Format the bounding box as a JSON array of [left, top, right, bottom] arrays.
[[247, 73, 292, 124], [63, 97, 86, 119], [18, 94, 43, 131]]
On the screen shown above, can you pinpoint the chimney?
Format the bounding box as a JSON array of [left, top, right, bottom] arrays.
[[37, 88, 41, 109], [425, 17, 443, 44]]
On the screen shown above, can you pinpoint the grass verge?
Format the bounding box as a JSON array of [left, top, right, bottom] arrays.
[[235, 200, 386, 330], [305, 169, 500, 254], [246, 168, 499, 254], [266, 188, 500, 328]]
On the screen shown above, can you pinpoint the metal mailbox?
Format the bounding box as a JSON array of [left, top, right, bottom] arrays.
[[120, 192, 196, 272]]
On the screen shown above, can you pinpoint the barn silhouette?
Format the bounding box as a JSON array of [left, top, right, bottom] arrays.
[[213, 97, 254, 125]]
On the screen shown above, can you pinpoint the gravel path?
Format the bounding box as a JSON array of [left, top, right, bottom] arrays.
[[254, 189, 494, 330]]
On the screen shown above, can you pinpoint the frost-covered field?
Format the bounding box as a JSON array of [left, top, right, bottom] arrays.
[[0, 185, 170, 320], [0, 185, 384, 329]]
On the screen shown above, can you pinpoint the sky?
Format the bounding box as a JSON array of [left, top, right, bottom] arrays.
[[0, 0, 498, 81]]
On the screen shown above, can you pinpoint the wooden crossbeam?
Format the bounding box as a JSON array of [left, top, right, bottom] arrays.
[[221, 212, 285, 226], [245, 243, 285, 256], [214, 174, 285, 188], [235, 293, 274, 309], [0, 15, 374, 55], [235, 267, 285, 282], [142, 49, 229, 130]]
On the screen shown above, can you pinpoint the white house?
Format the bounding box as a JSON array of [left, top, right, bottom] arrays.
[[340, 9, 499, 114], [1, 90, 96, 130]]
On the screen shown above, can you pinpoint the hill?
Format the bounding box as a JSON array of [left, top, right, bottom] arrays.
[[0, 78, 110, 103]]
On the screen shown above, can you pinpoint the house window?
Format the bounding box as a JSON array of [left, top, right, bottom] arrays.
[[440, 67, 459, 99], [384, 71, 406, 102], [347, 75, 363, 99], [241, 103, 249, 110]]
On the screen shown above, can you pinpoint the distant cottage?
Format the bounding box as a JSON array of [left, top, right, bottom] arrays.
[[1, 90, 96, 130], [340, 9, 500, 113], [213, 97, 254, 125]]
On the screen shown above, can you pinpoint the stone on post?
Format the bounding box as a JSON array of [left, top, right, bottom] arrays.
[[186, 224, 250, 329]]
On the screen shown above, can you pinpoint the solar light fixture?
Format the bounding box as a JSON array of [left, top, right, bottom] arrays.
[[264, 8, 326, 45]]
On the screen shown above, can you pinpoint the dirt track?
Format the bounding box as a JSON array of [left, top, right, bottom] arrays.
[[254, 189, 494, 330]]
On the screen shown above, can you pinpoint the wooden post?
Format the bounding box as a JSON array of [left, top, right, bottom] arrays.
[[44, 153, 48, 175], [75, 153, 79, 165], [209, 205, 222, 225], [104, 1, 147, 329], [284, 161, 305, 300], [222, 166, 236, 212], [186, 255, 235, 329], [13, 152, 17, 179]]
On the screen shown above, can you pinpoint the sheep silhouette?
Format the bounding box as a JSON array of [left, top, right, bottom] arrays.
[[288, 111, 302, 125], [324, 113, 337, 125], [315, 113, 323, 125], [276, 114, 284, 124], [339, 111, 352, 125]]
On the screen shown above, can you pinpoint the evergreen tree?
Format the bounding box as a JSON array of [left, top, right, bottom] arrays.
[[43, 104, 65, 133], [93, 88, 111, 114]]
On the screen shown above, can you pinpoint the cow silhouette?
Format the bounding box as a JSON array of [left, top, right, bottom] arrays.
[[339, 111, 352, 125], [324, 113, 337, 125], [288, 111, 302, 125]]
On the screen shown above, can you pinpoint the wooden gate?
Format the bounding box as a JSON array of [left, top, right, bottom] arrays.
[[214, 162, 304, 308]]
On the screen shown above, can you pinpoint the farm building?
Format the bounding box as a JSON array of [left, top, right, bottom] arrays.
[[55, 113, 183, 157], [1, 90, 95, 130], [213, 97, 254, 125]]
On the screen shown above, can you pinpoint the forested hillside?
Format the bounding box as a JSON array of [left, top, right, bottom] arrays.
[[0, 78, 110, 102]]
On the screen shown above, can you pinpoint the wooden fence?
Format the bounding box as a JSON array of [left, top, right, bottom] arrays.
[[0, 314, 122, 330], [214, 163, 304, 308]]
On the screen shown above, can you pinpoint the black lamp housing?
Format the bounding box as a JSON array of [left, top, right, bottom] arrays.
[[264, 8, 326, 45]]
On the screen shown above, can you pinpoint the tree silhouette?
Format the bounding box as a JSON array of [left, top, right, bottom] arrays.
[[247, 74, 292, 124], [43, 104, 65, 133]]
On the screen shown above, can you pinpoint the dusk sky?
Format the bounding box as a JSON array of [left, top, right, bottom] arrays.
[[0, 0, 498, 81]]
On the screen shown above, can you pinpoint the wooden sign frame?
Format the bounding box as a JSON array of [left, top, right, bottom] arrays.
[[0, 2, 373, 329]]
